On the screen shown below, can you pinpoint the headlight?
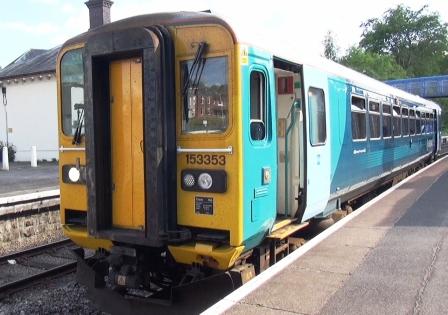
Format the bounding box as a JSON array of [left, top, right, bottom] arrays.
[[180, 169, 226, 193], [198, 173, 213, 190], [183, 173, 195, 187], [68, 167, 81, 182]]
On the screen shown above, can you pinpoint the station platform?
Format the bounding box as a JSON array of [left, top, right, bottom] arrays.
[[207, 156, 448, 315], [0, 162, 58, 198]]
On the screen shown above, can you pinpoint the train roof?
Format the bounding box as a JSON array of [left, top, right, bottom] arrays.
[[62, 11, 440, 112], [279, 52, 441, 111], [62, 11, 236, 47]]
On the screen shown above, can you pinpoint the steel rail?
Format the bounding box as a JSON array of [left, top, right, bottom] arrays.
[[0, 238, 79, 297], [0, 238, 73, 263], [0, 261, 77, 297]]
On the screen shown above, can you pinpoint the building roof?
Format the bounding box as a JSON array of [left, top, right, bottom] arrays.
[[0, 46, 60, 80]]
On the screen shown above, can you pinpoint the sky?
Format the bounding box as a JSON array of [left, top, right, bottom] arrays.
[[0, 0, 447, 69]]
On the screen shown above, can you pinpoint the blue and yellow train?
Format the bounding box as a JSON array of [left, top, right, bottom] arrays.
[[57, 11, 442, 304]]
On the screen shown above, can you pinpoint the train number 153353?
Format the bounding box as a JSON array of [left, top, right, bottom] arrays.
[[185, 154, 226, 166]]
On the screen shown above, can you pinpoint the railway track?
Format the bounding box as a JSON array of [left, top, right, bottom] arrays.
[[0, 239, 79, 298]]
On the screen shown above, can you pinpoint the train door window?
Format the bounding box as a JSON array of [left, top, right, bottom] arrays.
[[60, 49, 85, 136], [426, 113, 430, 133], [430, 113, 434, 133], [421, 112, 427, 134], [368, 101, 381, 139], [416, 111, 421, 135], [409, 109, 416, 135], [382, 103, 392, 138], [402, 107, 409, 136], [393, 105, 401, 137], [250, 70, 267, 141], [351, 96, 366, 140], [308, 87, 326, 145]]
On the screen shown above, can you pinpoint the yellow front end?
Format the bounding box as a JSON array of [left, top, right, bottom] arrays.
[[168, 25, 245, 270], [57, 44, 112, 251], [57, 21, 245, 271]]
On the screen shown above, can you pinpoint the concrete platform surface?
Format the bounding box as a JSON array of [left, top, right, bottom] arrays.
[[0, 162, 58, 197], [224, 157, 448, 315]]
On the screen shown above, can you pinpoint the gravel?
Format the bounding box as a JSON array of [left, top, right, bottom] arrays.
[[0, 274, 108, 315]]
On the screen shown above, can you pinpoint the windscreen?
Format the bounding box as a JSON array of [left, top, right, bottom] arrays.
[[181, 56, 228, 134]]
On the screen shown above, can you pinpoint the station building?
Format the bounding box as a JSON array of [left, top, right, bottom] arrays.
[[0, 47, 60, 162]]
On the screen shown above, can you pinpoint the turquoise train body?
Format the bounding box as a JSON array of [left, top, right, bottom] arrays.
[[240, 45, 442, 252]]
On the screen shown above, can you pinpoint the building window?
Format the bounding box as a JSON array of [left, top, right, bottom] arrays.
[[250, 70, 267, 141], [351, 96, 366, 140], [409, 109, 416, 135], [402, 107, 409, 136], [308, 87, 326, 145], [393, 105, 401, 137], [181, 56, 228, 134], [382, 103, 392, 138], [369, 101, 381, 139], [61, 49, 84, 137]]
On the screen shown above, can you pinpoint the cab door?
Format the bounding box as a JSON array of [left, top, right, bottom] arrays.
[[242, 48, 277, 245], [302, 65, 331, 220]]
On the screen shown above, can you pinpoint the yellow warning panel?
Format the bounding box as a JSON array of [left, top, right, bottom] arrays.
[[110, 58, 145, 230], [240, 45, 248, 65]]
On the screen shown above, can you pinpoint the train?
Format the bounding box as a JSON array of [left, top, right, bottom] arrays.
[[57, 11, 442, 309]]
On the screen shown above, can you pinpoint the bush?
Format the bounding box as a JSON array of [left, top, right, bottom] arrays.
[[0, 141, 16, 162]]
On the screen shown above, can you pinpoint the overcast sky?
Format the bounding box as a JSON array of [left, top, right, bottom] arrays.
[[0, 0, 447, 68]]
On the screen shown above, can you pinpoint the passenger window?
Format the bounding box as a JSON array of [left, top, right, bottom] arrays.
[[308, 87, 326, 145], [409, 109, 416, 135], [368, 101, 381, 139], [250, 71, 266, 141], [426, 113, 430, 133], [416, 111, 421, 135], [351, 96, 366, 140], [382, 103, 392, 138], [402, 107, 409, 136], [393, 105, 401, 137]]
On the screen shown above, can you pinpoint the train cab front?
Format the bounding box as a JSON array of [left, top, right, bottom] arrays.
[[57, 13, 245, 300]]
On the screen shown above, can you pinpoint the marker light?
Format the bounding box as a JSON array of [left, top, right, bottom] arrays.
[[183, 173, 195, 187], [68, 167, 81, 183], [198, 173, 213, 190]]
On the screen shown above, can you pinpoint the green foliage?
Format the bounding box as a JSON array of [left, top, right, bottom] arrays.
[[340, 47, 407, 80], [359, 5, 448, 77], [323, 31, 339, 61], [0, 142, 16, 162]]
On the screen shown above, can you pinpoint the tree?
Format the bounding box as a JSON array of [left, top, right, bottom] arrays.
[[359, 5, 448, 77], [340, 46, 407, 81], [323, 31, 339, 61]]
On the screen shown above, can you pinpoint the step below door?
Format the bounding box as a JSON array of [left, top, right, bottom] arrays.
[[110, 58, 145, 230]]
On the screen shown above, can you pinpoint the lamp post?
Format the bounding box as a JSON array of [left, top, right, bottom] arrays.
[[2, 85, 7, 148]]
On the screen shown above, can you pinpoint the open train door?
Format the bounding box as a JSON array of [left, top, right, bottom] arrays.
[[434, 109, 439, 157], [301, 65, 331, 220]]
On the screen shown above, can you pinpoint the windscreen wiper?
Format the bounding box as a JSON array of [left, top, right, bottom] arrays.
[[182, 42, 208, 121], [72, 103, 84, 145]]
